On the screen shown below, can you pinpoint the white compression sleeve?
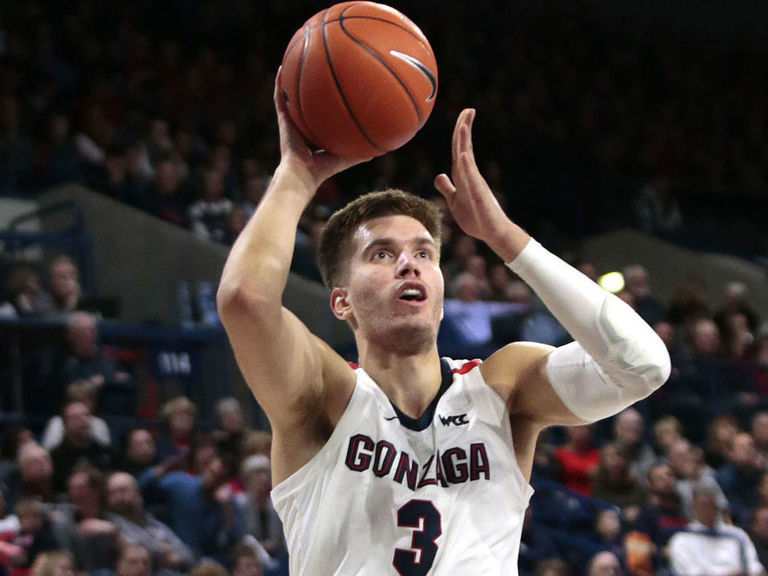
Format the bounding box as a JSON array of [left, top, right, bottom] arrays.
[[507, 239, 671, 422]]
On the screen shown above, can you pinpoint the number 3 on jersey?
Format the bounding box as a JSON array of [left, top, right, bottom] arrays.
[[393, 500, 442, 576]]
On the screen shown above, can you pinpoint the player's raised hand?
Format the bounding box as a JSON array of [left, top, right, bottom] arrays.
[[433, 109, 514, 251], [274, 67, 371, 191]]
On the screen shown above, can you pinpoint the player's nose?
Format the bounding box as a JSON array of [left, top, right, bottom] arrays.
[[395, 252, 420, 277]]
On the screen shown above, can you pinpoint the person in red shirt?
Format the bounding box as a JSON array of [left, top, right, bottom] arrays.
[[554, 424, 601, 495]]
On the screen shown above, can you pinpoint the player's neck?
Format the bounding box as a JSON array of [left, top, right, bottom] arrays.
[[358, 347, 442, 419]]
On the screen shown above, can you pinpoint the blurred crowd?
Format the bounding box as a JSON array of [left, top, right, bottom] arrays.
[[3, 0, 768, 575], [2, 1, 768, 257]]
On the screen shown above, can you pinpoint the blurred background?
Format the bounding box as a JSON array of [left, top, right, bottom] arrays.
[[1, 1, 768, 575]]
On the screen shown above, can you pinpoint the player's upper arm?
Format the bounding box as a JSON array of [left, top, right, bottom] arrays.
[[482, 342, 588, 429], [217, 282, 355, 432]]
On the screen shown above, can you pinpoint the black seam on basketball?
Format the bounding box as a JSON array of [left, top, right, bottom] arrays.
[[322, 6, 384, 153], [306, 15, 431, 52], [294, 25, 320, 148], [338, 9, 424, 125]]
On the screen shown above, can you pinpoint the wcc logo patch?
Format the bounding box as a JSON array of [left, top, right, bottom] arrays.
[[438, 413, 469, 426]]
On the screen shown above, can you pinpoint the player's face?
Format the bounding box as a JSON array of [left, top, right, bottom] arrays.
[[337, 215, 444, 352]]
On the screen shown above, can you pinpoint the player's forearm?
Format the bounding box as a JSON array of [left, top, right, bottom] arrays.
[[218, 163, 315, 310], [507, 238, 671, 421]]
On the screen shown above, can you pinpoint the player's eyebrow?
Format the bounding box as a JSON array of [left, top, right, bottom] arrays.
[[362, 236, 436, 256]]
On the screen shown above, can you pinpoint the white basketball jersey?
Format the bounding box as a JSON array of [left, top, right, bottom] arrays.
[[271, 357, 534, 575]]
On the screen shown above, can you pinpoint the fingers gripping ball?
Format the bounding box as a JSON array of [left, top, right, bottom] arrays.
[[280, 1, 438, 158]]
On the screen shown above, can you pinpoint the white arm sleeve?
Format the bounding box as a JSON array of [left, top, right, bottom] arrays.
[[507, 239, 671, 422]]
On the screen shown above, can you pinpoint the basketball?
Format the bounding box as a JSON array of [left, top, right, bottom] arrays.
[[279, 2, 438, 158]]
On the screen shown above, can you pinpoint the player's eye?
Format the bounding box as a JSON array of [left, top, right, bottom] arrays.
[[373, 250, 390, 260]]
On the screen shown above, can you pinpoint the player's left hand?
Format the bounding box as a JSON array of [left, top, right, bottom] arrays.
[[433, 109, 512, 249]]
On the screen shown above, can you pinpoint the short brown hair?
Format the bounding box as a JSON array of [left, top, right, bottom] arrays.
[[318, 189, 443, 290]]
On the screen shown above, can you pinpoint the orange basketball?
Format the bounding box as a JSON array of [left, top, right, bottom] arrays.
[[279, 2, 438, 158]]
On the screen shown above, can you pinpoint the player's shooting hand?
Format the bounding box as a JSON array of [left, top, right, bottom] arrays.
[[274, 67, 371, 192], [434, 109, 513, 249]]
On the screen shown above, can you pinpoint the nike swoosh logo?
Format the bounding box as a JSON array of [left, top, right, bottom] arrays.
[[389, 50, 437, 102], [383, 415, 398, 421]]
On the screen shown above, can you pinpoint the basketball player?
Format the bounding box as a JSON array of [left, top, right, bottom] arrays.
[[217, 70, 671, 575]]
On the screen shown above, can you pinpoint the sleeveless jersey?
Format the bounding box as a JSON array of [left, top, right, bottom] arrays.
[[271, 357, 534, 575]]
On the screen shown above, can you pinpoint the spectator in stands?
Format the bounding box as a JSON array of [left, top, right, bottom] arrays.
[[716, 432, 765, 528], [187, 434, 219, 478], [668, 483, 765, 576], [28, 551, 75, 576], [188, 167, 233, 244], [0, 426, 34, 491], [154, 396, 197, 464], [49, 401, 115, 492], [137, 453, 243, 566], [672, 319, 759, 442], [4, 498, 58, 576], [113, 544, 152, 576], [591, 442, 644, 521], [666, 274, 710, 338], [752, 505, 768, 570], [0, 263, 48, 318], [6, 444, 56, 509], [441, 271, 526, 358], [593, 508, 625, 561], [55, 311, 134, 415], [585, 550, 624, 576], [119, 429, 158, 478], [105, 472, 194, 572], [628, 462, 688, 574], [621, 264, 666, 327], [49, 466, 117, 573], [40, 380, 111, 452], [554, 425, 601, 496], [146, 156, 188, 228], [714, 281, 762, 336], [230, 542, 263, 576], [650, 415, 684, 459], [38, 256, 84, 319], [666, 438, 730, 522], [704, 414, 742, 470], [212, 397, 251, 462], [610, 408, 657, 484], [235, 455, 284, 559]]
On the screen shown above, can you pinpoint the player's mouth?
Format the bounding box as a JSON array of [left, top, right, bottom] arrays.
[[397, 282, 427, 304]]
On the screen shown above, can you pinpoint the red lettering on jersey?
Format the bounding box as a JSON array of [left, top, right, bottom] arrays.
[[345, 436, 491, 489], [470, 443, 490, 480], [345, 434, 374, 471], [373, 441, 396, 477], [417, 454, 437, 488], [452, 359, 481, 375], [393, 451, 419, 490], [442, 448, 469, 484]]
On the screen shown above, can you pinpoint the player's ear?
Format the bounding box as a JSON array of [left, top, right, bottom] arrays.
[[330, 287, 351, 320]]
